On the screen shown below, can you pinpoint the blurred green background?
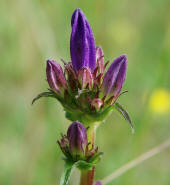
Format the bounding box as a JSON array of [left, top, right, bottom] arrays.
[[1, 0, 170, 185]]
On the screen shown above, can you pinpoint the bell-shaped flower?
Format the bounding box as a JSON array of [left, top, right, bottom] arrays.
[[70, 8, 96, 72], [46, 60, 67, 95], [101, 55, 127, 101]]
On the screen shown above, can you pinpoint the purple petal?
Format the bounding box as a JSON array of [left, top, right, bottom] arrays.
[[70, 8, 96, 71], [102, 55, 127, 98], [46, 60, 67, 94], [67, 121, 88, 155]]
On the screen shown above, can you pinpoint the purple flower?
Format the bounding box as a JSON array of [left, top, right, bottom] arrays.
[[34, 8, 130, 125], [67, 121, 88, 156], [101, 55, 127, 100], [94, 181, 102, 185], [46, 60, 67, 94], [70, 8, 96, 72], [58, 121, 102, 161]]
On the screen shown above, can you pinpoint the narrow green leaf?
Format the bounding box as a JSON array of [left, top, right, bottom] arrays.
[[31, 91, 56, 105], [60, 160, 74, 185], [114, 102, 134, 133]]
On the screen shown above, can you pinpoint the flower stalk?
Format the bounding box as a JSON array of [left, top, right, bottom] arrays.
[[80, 124, 97, 185], [80, 167, 95, 185]]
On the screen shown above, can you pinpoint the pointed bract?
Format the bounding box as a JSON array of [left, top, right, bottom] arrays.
[[67, 121, 88, 156], [101, 55, 127, 100], [91, 98, 103, 111], [46, 60, 67, 95], [70, 8, 96, 71]]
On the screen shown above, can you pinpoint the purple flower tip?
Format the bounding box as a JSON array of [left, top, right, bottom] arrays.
[[67, 121, 88, 156], [70, 8, 96, 72], [102, 54, 127, 99], [46, 60, 67, 94]]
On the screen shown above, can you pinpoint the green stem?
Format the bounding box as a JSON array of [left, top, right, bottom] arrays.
[[80, 123, 99, 185]]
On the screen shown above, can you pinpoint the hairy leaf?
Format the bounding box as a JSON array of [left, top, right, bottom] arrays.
[[32, 91, 56, 105], [114, 102, 134, 133]]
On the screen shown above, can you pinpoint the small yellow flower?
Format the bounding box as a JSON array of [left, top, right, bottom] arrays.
[[149, 89, 170, 114]]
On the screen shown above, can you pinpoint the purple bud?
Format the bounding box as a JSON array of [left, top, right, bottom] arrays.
[[101, 55, 127, 99], [70, 8, 96, 72], [96, 46, 104, 74], [94, 181, 102, 185], [46, 60, 67, 94], [78, 67, 94, 89], [67, 121, 88, 156]]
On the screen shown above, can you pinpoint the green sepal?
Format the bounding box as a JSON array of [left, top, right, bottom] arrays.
[[114, 102, 134, 133], [88, 152, 103, 164], [65, 105, 114, 126], [75, 160, 94, 170], [32, 90, 60, 105]]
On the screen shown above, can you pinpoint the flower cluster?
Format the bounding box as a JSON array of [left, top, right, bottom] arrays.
[[33, 8, 128, 126], [58, 121, 102, 164]]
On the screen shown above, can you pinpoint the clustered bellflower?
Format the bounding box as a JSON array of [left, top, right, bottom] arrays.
[[32, 8, 133, 185], [58, 121, 102, 163], [33, 8, 130, 128]]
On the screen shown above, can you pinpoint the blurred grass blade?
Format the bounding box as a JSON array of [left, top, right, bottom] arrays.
[[101, 139, 170, 185], [114, 102, 134, 133]]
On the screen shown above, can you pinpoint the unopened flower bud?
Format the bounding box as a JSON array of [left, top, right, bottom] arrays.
[[101, 55, 127, 100], [70, 8, 96, 71], [78, 67, 94, 89], [91, 98, 103, 111], [67, 121, 88, 157], [46, 60, 67, 95], [96, 46, 104, 74]]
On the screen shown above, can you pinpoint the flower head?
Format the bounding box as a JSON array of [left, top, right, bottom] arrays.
[[58, 121, 101, 161], [33, 8, 130, 128]]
